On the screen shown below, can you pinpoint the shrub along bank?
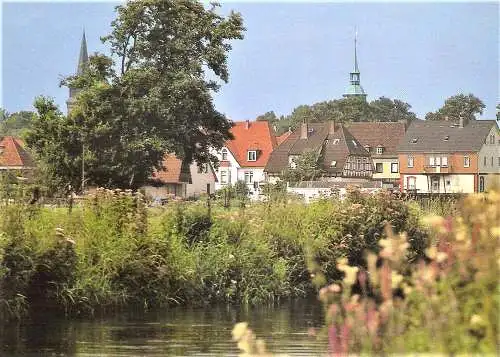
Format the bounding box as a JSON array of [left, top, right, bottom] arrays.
[[0, 188, 428, 320]]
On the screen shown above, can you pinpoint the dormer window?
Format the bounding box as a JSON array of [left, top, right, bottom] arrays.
[[247, 150, 257, 161], [330, 160, 337, 167], [221, 148, 228, 161], [376, 146, 384, 155], [444, 136, 449, 141], [332, 139, 340, 145], [364, 145, 370, 152], [352, 140, 357, 147], [411, 138, 418, 144]]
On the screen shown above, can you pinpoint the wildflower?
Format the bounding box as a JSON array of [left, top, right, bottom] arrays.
[[391, 271, 403, 289], [232, 322, 248, 341]]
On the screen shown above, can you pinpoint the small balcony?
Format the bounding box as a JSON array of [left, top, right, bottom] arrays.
[[423, 165, 453, 174]]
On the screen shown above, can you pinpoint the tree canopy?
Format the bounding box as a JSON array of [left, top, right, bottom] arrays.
[[256, 96, 417, 135], [425, 93, 485, 122], [26, 0, 245, 191], [0, 110, 34, 137]]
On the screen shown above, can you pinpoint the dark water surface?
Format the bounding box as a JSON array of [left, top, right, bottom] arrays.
[[0, 299, 328, 356]]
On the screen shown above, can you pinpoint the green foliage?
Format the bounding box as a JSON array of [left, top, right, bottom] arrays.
[[257, 96, 417, 134], [0, 188, 427, 319], [0, 110, 34, 137], [313, 188, 499, 355], [26, 0, 245, 190], [425, 93, 485, 122], [282, 150, 324, 183]]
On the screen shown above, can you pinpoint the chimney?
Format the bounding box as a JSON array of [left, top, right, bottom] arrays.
[[300, 121, 308, 139], [459, 115, 469, 128], [328, 121, 335, 135], [245, 120, 250, 129]]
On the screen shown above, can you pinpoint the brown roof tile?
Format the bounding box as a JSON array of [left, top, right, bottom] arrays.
[[0, 136, 35, 168], [345, 122, 407, 157]]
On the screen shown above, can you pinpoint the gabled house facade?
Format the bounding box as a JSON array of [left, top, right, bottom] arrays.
[[143, 155, 216, 200], [0, 136, 36, 172], [345, 122, 407, 188], [398, 119, 499, 194], [265, 121, 372, 180], [212, 120, 277, 199]]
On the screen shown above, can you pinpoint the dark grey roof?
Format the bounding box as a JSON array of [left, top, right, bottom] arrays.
[[265, 122, 370, 174], [397, 120, 498, 153], [345, 122, 407, 157]]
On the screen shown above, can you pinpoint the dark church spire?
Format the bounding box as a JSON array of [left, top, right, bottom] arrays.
[[67, 30, 89, 114], [77, 30, 89, 75], [343, 29, 367, 100]]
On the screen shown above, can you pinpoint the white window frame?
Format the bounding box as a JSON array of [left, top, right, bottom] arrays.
[[441, 156, 448, 167], [407, 156, 414, 168], [376, 146, 384, 155], [435, 156, 441, 166], [464, 156, 470, 168], [221, 149, 228, 161], [391, 163, 399, 173], [247, 150, 257, 162], [244, 171, 254, 184], [220, 171, 228, 184], [429, 156, 435, 166]]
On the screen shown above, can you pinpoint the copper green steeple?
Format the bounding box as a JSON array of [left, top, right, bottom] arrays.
[[67, 30, 89, 114], [343, 30, 367, 100]]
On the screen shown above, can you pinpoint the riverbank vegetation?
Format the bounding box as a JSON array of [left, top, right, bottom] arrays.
[[0, 188, 427, 320], [235, 188, 499, 355]]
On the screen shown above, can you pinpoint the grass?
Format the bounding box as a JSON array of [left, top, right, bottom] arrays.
[[0, 188, 429, 320]]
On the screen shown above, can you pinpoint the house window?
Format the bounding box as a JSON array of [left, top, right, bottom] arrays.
[[375, 163, 383, 173], [221, 149, 228, 161], [330, 160, 337, 167], [484, 156, 487, 166], [479, 176, 485, 192], [490, 135, 495, 144], [247, 150, 257, 161], [464, 156, 470, 168], [391, 163, 399, 173], [431, 176, 440, 193], [407, 176, 416, 190], [220, 171, 228, 184], [364, 145, 370, 152], [356, 158, 362, 170], [244, 171, 254, 184], [435, 156, 441, 166], [491, 157, 494, 166], [332, 139, 340, 145], [441, 156, 448, 167], [407, 156, 414, 168], [376, 146, 384, 155], [429, 156, 435, 166], [365, 162, 371, 171]]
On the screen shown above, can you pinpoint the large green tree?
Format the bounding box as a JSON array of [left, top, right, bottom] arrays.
[[425, 93, 485, 122], [27, 0, 244, 190], [269, 96, 416, 133], [0, 110, 35, 137]]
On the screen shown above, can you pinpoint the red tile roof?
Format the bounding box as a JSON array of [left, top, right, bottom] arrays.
[[0, 136, 35, 168], [276, 131, 292, 146], [225, 121, 277, 167], [151, 155, 191, 184]]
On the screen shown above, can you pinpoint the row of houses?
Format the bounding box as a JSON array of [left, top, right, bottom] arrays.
[[207, 117, 499, 199], [1, 117, 498, 200]]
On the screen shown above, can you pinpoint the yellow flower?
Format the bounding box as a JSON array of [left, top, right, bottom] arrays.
[[232, 322, 248, 341], [391, 272, 403, 289]]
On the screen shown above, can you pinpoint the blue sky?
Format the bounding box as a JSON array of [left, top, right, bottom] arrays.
[[1, 1, 498, 120]]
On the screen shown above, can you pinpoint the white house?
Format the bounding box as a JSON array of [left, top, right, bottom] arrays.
[[212, 120, 277, 200]]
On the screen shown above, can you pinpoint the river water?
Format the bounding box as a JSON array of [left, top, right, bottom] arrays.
[[0, 299, 329, 356]]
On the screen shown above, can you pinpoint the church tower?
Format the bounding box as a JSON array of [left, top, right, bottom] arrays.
[[66, 30, 89, 114], [343, 31, 367, 100]]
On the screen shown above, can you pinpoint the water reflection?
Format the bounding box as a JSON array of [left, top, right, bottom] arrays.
[[1, 299, 328, 356]]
